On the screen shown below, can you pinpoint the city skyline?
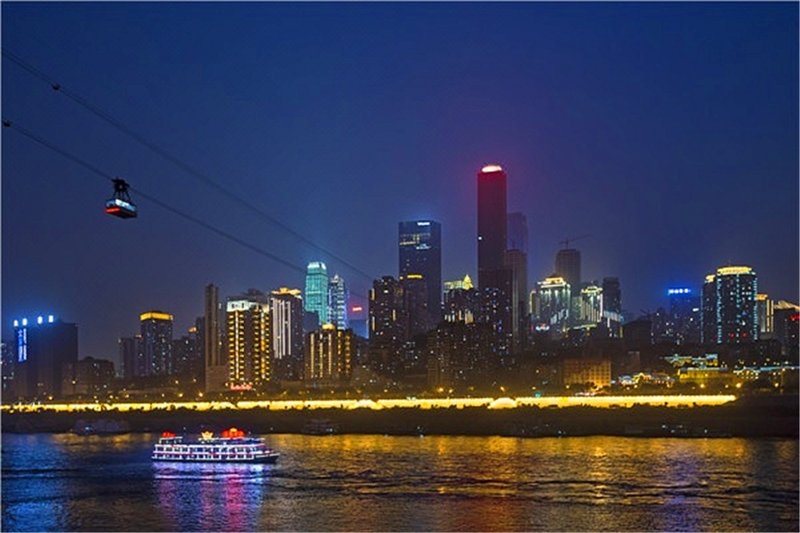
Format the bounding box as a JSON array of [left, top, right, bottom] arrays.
[[3, 2, 798, 364]]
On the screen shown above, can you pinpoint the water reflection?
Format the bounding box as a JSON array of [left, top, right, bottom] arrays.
[[153, 462, 271, 531], [2, 433, 797, 532]]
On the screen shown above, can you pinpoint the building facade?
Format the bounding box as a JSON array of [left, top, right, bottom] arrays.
[[140, 311, 174, 376], [304, 261, 330, 325], [270, 287, 304, 381], [12, 315, 78, 399], [328, 274, 349, 330], [305, 324, 353, 383], [399, 220, 442, 324], [204, 283, 227, 392], [226, 297, 271, 389], [702, 266, 758, 344]]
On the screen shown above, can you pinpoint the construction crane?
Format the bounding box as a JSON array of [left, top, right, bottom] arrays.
[[559, 234, 591, 249]]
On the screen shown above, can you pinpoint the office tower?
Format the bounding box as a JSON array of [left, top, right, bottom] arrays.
[[477, 164, 513, 356], [204, 284, 227, 392], [226, 297, 271, 389], [701, 274, 717, 344], [555, 248, 581, 290], [504, 249, 528, 349], [328, 274, 349, 330], [12, 315, 78, 399], [400, 274, 430, 337], [305, 261, 329, 325], [702, 266, 758, 344], [580, 284, 604, 324], [507, 212, 529, 253], [667, 287, 701, 344], [270, 287, 304, 381], [304, 324, 353, 382], [368, 276, 406, 373], [399, 220, 442, 323], [172, 325, 201, 379], [601, 277, 622, 336], [602, 277, 621, 313], [477, 165, 508, 275], [534, 275, 572, 333], [756, 293, 774, 338], [773, 301, 800, 355], [119, 335, 143, 379], [140, 311, 173, 376]]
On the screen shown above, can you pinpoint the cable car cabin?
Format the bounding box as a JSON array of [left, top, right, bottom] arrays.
[[105, 198, 137, 218], [106, 178, 137, 219]]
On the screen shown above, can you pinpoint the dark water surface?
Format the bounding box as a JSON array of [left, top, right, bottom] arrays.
[[2, 433, 797, 531]]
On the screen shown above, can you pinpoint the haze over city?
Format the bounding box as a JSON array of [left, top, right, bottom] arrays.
[[3, 2, 797, 366]]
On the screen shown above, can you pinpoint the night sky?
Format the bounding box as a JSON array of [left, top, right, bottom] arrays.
[[3, 2, 798, 366]]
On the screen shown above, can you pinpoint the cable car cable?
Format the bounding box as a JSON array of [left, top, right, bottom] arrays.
[[3, 118, 307, 277], [1, 48, 376, 283]]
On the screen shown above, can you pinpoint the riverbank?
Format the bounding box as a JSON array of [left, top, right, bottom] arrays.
[[2, 395, 796, 438]]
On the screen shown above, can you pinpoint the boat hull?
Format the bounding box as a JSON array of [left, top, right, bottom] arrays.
[[152, 454, 279, 464]]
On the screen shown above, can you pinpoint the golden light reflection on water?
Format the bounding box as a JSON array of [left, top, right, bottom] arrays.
[[3, 433, 796, 531]]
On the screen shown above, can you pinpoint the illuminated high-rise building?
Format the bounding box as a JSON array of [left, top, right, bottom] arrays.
[[304, 324, 353, 382], [304, 261, 329, 325], [399, 220, 442, 323], [368, 276, 406, 374], [601, 277, 622, 336], [504, 249, 528, 349], [701, 266, 758, 344], [666, 287, 701, 344], [270, 287, 304, 380], [701, 275, 717, 344], [477, 164, 513, 356], [226, 297, 271, 389], [204, 283, 227, 392], [119, 335, 143, 379], [534, 275, 572, 333], [328, 274, 349, 330], [756, 293, 774, 338], [580, 285, 604, 324], [477, 165, 508, 275], [401, 274, 430, 337], [12, 315, 77, 400], [140, 311, 173, 376]]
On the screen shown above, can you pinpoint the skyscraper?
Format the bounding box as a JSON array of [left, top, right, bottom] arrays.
[[477, 164, 513, 356], [580, 285, 604, 324], [204, 283, 226, 392], [555, 248, 581, 290], [667, 287, 701, 344], [701, 274, 717, 344], [702, 266, 758, 344], [477, 165, 508, 275], [119, 335, 143, 379], [305, 324, 353, 383], [304, 261, 329, 325], [534, 275, 572, 333], [270, 287, 304, 380], [601, 277, 622, 336], [368, 276, 406, 374], [12, 315, 78, 399], [140, 311, 173, 376], [226, 296, 271, 389], [398, 220, 442, 324], [504, 249, 528, 349], [400, 274, 430, 337], [507, 212, 529, 253], [328, 274, 349, 329]]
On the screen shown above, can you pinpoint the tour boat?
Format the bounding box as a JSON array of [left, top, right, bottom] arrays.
[[152, 427, 279, 463]]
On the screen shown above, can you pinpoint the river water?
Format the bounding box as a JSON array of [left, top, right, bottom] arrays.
[[2, 433, 797, 531]]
